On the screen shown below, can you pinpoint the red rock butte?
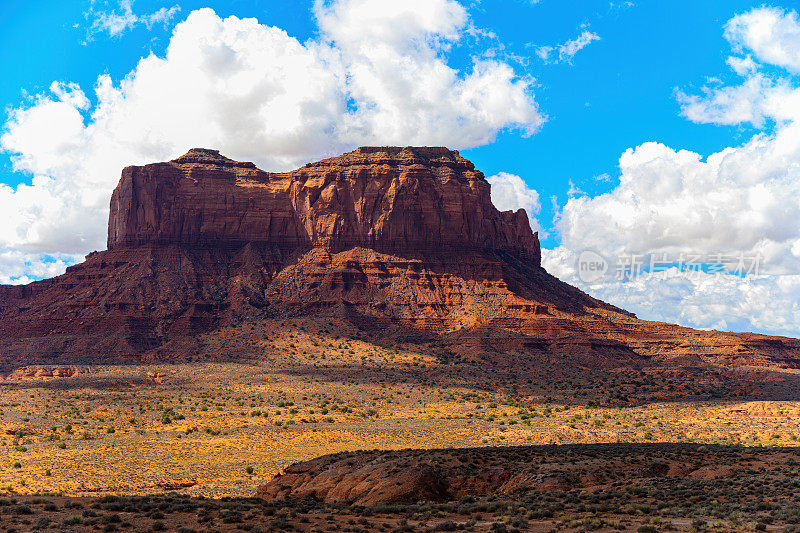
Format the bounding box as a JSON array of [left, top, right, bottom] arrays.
[[109, 147, 540, 264], [1, 146, 799, 370]]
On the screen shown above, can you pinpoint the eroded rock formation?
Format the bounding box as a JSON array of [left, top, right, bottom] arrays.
[[108, 147, 539, 263], [256, 444, 800, 505], [1, 146, 799, 371]]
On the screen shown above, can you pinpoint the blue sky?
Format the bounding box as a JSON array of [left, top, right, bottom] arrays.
[[0, 0, 770, 245], [2, 0, 800, 335]]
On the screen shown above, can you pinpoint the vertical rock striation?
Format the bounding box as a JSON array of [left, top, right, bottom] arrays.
[[108, 146, 540, 265]]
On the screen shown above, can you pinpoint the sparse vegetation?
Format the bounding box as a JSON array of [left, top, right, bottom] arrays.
[[0, 317, 799, 530]]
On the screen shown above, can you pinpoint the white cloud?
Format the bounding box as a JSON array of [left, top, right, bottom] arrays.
[[555, 5, 800, 278], [534, 46, 552, 62], [566, 179, 586, 197], [545, 6, 800, 337], [676, 7, 800, 128], [543, 248, 800, 337], [536, 30, 600, 64], [555, 137, 800, 276], [0, 2, 541, 281], [0, 251, 83, 285], [676, 74, 777, 127], [724, 6, 800, 73], [487, 172, 541, 234], [88, 0, 180, 38], [314, 0, 467, 51], [726, 54, 757, 76]]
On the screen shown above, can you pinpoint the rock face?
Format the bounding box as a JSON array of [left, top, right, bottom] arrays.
[[256, 444, 800, 505], [1, 146, 800, 370], [3, 366, 91, 381], [108, 147, 539, 263]]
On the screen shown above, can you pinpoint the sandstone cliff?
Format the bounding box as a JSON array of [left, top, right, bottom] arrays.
[[108, 147, 539, 264]]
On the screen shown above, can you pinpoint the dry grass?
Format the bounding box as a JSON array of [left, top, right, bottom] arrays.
[[1, 443, 800, 531], [1, 360, 799, 499]]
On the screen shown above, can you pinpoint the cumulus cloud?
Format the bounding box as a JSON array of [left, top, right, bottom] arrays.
[[676, 9, 800, 130], [545, 6, 800, 337], [487, 172, 542, 233], [724, 6, 800, 73], [88, 0, 180, 38], [535, 30, 600, 64], [315, 0, 467, 51], [555, 138, 800, 274], [0, 1, 542, 280]]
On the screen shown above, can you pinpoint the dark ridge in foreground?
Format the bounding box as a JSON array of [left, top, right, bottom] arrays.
[[258, 443, 800, 506]]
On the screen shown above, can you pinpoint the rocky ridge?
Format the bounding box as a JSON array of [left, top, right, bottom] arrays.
[[257, 444, 800, 505]]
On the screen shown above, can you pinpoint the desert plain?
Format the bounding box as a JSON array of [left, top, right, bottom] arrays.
[[1, 317, 800, 532]]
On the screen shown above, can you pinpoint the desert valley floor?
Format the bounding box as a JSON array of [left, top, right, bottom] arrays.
[[5, 361, 800, 499], [2, 318, 800, 532]]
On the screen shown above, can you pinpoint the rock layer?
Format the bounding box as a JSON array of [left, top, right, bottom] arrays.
[[1, 147, 800, 371]]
